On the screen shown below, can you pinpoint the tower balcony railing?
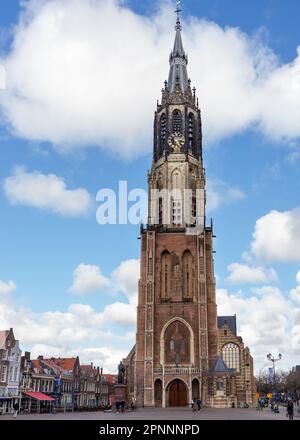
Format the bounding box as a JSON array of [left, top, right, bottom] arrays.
[[153, 366, 202, 375]]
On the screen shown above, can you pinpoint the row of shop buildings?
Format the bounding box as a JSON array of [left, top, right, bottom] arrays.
[[0, 328, 116, 414]]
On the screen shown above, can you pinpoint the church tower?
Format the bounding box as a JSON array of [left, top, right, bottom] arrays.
[[124, 4, 256, 409]]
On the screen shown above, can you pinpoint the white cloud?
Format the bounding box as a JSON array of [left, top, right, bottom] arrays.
[[227, 262, 278, 284], [251, 207, 300, 262], [68, 263, 109, 295], [0, 292, 135, 372], [206, 178, 246, 213], [23, 258, 138, 369], [68, 259, 139, 303], [4, 166, 92, 217], [290, 270, 300, 306], [103, 302, 136, 326], [111, 259, 140, 305], [0, 0, 300, 158], [0, 279, 17, 295], [217, 284, 300, 372]]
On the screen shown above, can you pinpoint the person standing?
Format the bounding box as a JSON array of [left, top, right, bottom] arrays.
[[13, 401, 19, 419], [287, 400, 294, 421]]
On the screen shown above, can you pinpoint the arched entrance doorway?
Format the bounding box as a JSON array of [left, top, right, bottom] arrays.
[[168, 379, 188, 407]]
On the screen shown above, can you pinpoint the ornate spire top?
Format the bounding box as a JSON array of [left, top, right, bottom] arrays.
[[175, 0, 182, 31], [168, 1, 188, 95]]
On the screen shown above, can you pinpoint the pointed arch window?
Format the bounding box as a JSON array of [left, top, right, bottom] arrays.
[[172, 110, 182, 136], [188, 113, 195, 149], [164, 320, 191, 364], [182, 250, 193, 299], [222, 343, 240, 372], [217, 379, 224, 391], [161, 251, 170, 299], [160, 113, 167, 150]]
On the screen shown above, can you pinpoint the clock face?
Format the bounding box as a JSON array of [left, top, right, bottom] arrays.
[[168, 134, 185, 152]]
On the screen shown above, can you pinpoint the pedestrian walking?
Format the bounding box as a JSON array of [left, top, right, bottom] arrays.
[[13, 401, 19, 419], [287, 400, 294, 421], [116, 401, 120, 414], [191, 398, 197, 412], [120, 400, 125, 413], [196, 399, 202, 411], [130, 398, 136, 411]]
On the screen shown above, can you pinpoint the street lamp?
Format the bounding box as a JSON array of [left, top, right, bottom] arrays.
[[267, 353, 282, 395]]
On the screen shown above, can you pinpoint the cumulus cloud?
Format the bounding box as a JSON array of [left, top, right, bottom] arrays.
[[0, 279, 17, 295], [290, 270, 300, 306], [103, 302, 136, 326], [68, 259, 139, 302], [251, 206, 300, 262], [111, 258, 140, 305], [217, 283, 300, 371], [68, 263, 109, 294], [0, 260, 139, 372], [4, 166, 93, 217], [227, 263, 278, 284], [0, 0, 300, 158], [0, 285, 136, 372], [206, 178, 246, 213]]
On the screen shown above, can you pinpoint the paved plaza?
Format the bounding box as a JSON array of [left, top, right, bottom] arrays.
[[0, 406, 298, 420]]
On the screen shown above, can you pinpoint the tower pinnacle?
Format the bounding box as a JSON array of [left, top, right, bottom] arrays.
[[168, 1, 188, 95]]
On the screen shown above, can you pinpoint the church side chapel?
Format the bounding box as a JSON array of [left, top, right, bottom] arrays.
[[123, 5, 256, 408]]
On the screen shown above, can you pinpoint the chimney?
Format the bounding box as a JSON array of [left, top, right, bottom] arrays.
[[38, 355, 43, 360], [25, 351, 31, 361]]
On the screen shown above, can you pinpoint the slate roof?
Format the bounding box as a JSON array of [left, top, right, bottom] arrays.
[[168, 16, 189, 95], [212, 356, 232, 373], [217, 315, 237, 335]]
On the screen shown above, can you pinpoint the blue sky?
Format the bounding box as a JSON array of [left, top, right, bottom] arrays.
[[0, 0, 300, 372]]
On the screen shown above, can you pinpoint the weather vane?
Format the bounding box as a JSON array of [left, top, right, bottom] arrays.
[[175, 0, 182, 16], [175, 0, 182, 30]]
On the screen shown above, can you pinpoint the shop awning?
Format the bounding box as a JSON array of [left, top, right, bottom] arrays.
[[22, 392, 55, 402]]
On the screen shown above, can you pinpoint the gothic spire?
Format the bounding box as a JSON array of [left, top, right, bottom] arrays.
[[168, 1, 189, 95]]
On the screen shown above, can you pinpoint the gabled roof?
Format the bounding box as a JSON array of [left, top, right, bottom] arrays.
[[31, 359, 42, 373], [0, 330, 9, 348], [53, 357, 78, 371], [44, 357, 78, 372], [218, 316, 237, 335], [81, 364, 99, 379], [42, 359, 67, 376], [212, 356, 232, 373]]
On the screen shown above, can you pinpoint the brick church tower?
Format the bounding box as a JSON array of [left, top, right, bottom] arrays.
[[124, 5, 256, 408]]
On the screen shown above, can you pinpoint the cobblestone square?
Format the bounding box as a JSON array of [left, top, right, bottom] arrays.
[[0, 407, 298, 420]]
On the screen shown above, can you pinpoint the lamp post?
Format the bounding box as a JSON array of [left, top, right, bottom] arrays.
[[267, 353, 282, 395]]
